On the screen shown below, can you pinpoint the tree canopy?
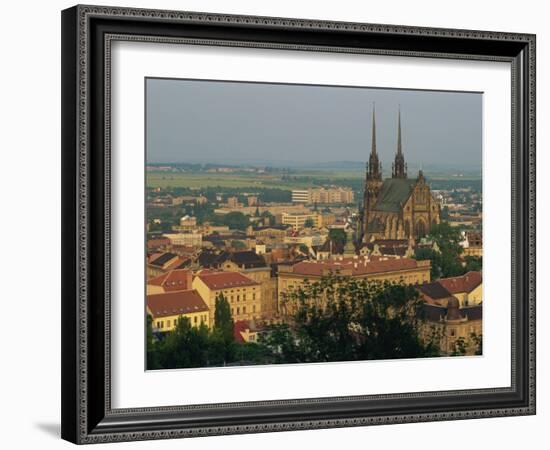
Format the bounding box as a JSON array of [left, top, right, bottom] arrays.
[[414, 222, 469, 279], [328, 228, 347, 247], [259, 274, 440, 363], [221, 211, 249, 231]]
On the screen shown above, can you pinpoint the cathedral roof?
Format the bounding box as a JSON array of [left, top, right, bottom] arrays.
[[373, 178, 416, 212]]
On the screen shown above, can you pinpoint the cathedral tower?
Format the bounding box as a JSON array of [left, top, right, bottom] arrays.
[[392, 108, 407, 179], [366, 105, 382, 182], [361, 105, 383, 242]]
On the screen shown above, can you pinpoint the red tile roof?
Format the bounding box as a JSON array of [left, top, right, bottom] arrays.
[[289, 256, 422, 277], [233, 320, 249, 343], [148, 269, 192, 292], [197, 271, 259, 290], [165, 257, 190, 271], [438, 271, 482, 294], [147, 290, 208, 318]]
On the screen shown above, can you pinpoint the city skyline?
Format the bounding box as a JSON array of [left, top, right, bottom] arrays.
[[146, 78, 482, 169]]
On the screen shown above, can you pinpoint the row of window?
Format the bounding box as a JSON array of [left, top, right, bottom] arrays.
[[227, 293, 256, 303], [155, 314, 208, 330], [230, 304, 257, 316]]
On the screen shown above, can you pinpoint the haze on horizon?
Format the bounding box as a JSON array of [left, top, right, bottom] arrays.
[[146, 78, 482, 170]]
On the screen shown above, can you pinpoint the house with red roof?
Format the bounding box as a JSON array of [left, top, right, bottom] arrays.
[[438, 271, 482, 307], [146, 269, 193, 295], [192, 271, 262, 326], [147, 289, 209, 333]]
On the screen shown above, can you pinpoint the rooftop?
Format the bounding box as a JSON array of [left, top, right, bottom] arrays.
[[148, 269, 192, 292], [149, 252, 178, 268], [287, 256, 424, 277], [373, 178, 416, 213], [416, 282, 453, 301], [438, 271, 482, 294], [147, 290, 209, 318], [196, 271, 259, 290]]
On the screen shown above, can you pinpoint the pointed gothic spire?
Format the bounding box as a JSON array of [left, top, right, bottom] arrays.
[[367, 103, 381, 181], [392, 106, 407, 179], [371, 103, 377, 155], [397, 106, 402, 156]]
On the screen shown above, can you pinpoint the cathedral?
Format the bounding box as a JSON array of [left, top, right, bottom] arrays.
[[359, 107, 441, 243]]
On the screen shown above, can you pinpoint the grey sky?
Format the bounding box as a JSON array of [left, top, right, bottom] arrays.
[[146, 78, 482, 170]]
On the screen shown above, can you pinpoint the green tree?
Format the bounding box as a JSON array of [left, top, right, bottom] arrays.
[[450, 337, 468, 356], [222, 211, 249, 231], [260, 275, 440, 363], [464, 256, 482, 272], [214, 293, 234, 342], [260, 210, 274, 226], [230, 240, 247, 250], [146, 314, 160, 369], [470, 332, 483, 355], [214, 293, 235, 363], [328, 229, 346, 247], [414, 222, 466, 279], [413, 247, 440, 280], [156, 318, 211, 369], [304, 218, 315, 228], [430, 222, 464, 256]]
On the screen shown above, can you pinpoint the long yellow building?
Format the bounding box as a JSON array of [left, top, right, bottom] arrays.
[[277, 255, 431, 313]]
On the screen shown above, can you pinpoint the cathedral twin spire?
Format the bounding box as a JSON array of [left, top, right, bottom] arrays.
[[366, 105, 382, 182], [392, 108, 407, 179], [366, 105, 407, 181]]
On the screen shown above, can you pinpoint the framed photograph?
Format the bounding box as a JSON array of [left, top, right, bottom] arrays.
[[61, 5, 536, 444]]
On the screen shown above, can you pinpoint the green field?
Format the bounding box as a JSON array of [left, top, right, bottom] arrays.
[[146, 169, 482, 192], [146, 170, 364, 190]]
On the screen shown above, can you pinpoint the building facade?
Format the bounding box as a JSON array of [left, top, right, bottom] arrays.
[[360, 107, 441, 243], [422, 299, 482, 355], [147, 290, 209, 332], [192, 271, 262, 326], [277, 256, 431, 314], [292, 187, 354, 204], [281, 212, 322, 230]]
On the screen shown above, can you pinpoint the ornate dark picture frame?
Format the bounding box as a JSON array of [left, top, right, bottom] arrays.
[[61, 4, 536, 444]]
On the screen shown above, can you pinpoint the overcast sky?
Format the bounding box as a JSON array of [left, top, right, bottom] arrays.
[[146, 78, 482, 170]]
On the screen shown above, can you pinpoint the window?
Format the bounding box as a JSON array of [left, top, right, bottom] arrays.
[[253, 305, 256, 313], [231, 308, 234, 315], [243, 293, 246, 301], [252, 293, 256, 300], [231, 296, 234, 302], [167, 320, 171, 328], [194, 316, 198, 324], [156, 321, 161, 328], [243, 306, 246, 314], [450, 329, 456, 337], [237, 295, 240, 302], [237, 307, 240, 315]]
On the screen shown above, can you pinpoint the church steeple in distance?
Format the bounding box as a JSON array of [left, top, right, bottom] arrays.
[[366, 104, 382, 181], [392, 107, 407, 179]]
